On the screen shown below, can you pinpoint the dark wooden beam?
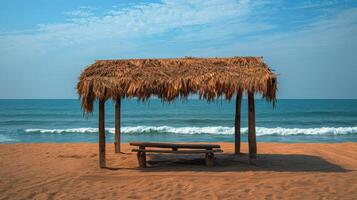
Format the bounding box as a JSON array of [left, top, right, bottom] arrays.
[[248, 91, 257, 165], [114, 99, 121, 153], [234, 90, 242, 154], [99, 100, 106, 168]]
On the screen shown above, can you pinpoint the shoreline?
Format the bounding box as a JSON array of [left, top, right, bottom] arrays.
[[2, 141, 357, 145], [1, 142, 357, 199]]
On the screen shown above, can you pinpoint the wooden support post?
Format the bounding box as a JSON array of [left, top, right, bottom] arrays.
[[114, 99, 121, 153], [205, 152, 214, 167], [234, 90, 242, 154], [99, 100, 106, 168], [137, 146, 147, 168], [205, 148, 214, 166], [248, 92, 257, 165]]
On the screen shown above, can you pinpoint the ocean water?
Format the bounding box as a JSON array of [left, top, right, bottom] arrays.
[[0, 99, 357, 143]]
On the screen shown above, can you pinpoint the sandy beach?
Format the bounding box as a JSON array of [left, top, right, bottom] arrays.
[[0, 142, 356, 199]]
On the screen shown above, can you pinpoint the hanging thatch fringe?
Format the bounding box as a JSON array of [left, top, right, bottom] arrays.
[[77, 57, 277, 113]]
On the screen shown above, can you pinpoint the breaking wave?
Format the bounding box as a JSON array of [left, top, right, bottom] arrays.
[[24, 126, 357, 136]]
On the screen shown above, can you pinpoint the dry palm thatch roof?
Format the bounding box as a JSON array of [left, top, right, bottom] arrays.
[[77, 57, 277, 112]]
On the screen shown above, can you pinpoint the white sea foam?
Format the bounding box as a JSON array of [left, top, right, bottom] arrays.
[[24, 126, 357, 136], [25, 128, 100, 134], [0, 135, 17, 143]]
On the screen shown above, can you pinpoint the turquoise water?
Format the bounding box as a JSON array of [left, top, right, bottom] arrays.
[[0, 99, 357, 143]]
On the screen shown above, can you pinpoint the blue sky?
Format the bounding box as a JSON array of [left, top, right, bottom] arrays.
[[0, 0, 356, 99]]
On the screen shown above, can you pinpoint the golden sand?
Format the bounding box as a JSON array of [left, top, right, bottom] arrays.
[[1, 142, 356, 199]]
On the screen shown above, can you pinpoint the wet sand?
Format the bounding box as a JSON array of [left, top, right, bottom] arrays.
[[1, 142, 357, 199]]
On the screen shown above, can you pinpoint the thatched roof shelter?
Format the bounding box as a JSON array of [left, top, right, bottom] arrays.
[[76, 56, 277, 168], [77, 57, 277, 113]]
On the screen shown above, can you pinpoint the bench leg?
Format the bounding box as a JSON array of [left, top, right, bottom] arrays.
[[205, 153, 214, 167], [137, 152, 147, 168]]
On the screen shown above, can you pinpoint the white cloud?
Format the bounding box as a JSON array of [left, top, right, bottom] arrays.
[[0, 0, 275, 55], [291, 0, 350, 10], [64, 6, 96, 17]]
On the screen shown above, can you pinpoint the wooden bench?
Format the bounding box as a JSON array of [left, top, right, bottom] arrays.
[[130, 142, 223, 168]]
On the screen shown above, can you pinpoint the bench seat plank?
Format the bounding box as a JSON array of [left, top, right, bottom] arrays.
[[132, 149, 223, 154], [130, 142, 220, 149], [130, 142, 222, 168]]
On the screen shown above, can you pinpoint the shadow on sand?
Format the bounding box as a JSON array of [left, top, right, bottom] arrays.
[[107, 153, 349, 173]]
